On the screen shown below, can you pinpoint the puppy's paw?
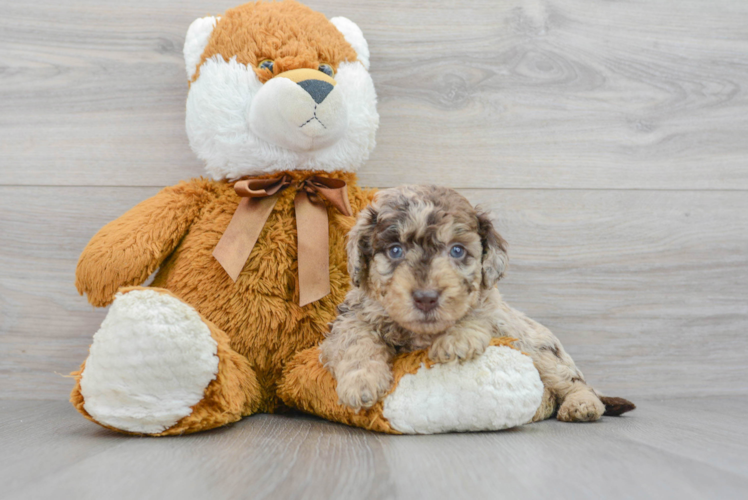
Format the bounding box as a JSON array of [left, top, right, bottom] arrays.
[[428, 331, 489, 364], [557, 391, 605, 422], [336, 368, 393, 412]]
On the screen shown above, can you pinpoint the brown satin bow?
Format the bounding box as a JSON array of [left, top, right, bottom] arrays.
[[212, 174, 353, 306]]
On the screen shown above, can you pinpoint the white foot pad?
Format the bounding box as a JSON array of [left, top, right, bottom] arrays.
[[382, 346, 544, 434], [80, 290, 219, 434]]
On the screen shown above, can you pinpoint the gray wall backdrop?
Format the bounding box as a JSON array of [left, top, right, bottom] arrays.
[[1, 0, 747, 401]]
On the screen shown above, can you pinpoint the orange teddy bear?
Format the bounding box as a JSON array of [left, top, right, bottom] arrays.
[[70, 1, 546, 435]]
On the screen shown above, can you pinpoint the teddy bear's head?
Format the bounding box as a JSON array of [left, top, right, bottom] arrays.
[[183, 0, 378, 181]]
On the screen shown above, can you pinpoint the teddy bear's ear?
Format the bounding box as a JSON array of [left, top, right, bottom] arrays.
[[330, 17, 370, 70], [183, 16, 220, 80]]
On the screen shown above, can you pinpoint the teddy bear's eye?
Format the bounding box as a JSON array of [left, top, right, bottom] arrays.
[[318, 64, 334, 78], [258, 60, 274, 73]]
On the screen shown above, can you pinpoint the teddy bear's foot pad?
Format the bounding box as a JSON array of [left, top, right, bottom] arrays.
[[382, 346, 544, 434], [280, 338, 545, 434], [79, 289, 219, 434]]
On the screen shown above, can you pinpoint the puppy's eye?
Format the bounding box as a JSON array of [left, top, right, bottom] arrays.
[[387, 245, 404, 260], [449, 244, 466, 259], [318, 63, 334, 77], [258, 60, 274, 72]]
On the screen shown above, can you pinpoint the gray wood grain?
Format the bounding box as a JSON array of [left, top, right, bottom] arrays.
[[1, 1, 748, 495], [1, 0, 747, 188], [1, 186, 746, 400], [1, 398, 747, 500]]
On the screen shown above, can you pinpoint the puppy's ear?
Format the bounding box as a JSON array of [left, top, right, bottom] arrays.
[[346, 206, 378, 288], [477, 211, 508, 289]]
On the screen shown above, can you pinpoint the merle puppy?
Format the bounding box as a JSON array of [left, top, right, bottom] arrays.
[[320, 185, 634, 421]]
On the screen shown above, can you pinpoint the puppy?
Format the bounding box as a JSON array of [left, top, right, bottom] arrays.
[[320, 185, 634, 421]]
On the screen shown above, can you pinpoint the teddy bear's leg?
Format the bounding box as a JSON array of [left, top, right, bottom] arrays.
[[279, 338, 545, 434], [532, 386, 558, 422], [70, 287, 261, 436]]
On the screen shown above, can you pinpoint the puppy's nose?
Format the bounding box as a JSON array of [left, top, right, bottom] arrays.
[[412, 289, 440, 312], [297, 79, 334, 104]]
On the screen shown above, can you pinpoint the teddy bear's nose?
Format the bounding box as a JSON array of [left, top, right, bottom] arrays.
[[297, 79, 334, 104]]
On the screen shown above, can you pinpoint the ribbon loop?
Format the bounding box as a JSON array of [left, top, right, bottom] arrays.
[[234, 174, 292, 198], [212, 173, 353, 306], [301, 176, 353, 217]]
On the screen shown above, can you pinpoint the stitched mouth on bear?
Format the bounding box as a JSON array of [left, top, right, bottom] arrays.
[[299, 105, 327, 130]]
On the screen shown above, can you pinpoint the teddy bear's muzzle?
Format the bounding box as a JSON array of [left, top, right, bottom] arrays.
[[248, 68, 349, 152]]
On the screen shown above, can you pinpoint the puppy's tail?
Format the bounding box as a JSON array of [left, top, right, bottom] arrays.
[[599, 396, 636, 416]]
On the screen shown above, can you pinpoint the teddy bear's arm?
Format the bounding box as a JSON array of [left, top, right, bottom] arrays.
[[75, 181, 209, 307]]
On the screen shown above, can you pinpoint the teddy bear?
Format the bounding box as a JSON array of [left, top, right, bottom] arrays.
[[69, 0, 550, 436]]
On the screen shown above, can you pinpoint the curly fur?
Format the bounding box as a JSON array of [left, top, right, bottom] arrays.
[[70, 1, 632, 435], [320, 185, 635, 420]]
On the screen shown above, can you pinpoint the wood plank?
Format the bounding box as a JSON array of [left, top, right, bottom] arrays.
[[0, 187, 161, 400], [1, 0, 747, 188], [0, 400, 128, 494], [1, 398, 747, 499], [1, 186, 746, 401]]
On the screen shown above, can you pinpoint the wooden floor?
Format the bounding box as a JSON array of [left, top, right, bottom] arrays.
[[1, 0, 748, 497], [1, 397, 747, 499]]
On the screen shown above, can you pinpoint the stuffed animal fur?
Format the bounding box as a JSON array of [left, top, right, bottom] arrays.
[[69, 0, 549, 435]]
